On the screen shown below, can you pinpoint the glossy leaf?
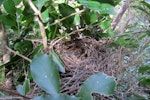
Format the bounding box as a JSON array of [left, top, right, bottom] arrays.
[[16, 79, 30, 95], [30, 54, 60, 95], [3, 0, 16, 15], [77, 73, 116, 100], [50, 50, 65, 73], [33, 94, 79, 100]]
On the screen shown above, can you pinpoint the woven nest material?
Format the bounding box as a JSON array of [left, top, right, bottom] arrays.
[[54, 37, 118, 95]]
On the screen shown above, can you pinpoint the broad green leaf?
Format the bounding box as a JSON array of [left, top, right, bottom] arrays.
[[50, 50, 65, 73], [78, 0, 116, 14], [30, 54, 60, 95], [0, 14, 16, 26], [41, 9, 49, 23], [77, 73, 116, 100], [33, 94, 79, 100], [78, 0, 101, 11], [16, 79, 30, 95], [58, 3, 76, 26], [13, 0, 21, 5], [3, 0, 16, 15], [37, 0, 49, 10], [92, 0, 120, 6], [99, 3, 116, 14]]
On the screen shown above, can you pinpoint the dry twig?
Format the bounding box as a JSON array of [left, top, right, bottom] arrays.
[[26, 0, 47, 50]]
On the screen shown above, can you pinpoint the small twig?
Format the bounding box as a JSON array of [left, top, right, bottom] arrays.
[[111, 0, 131, 30], [49, 28, 86, 49], [50, 9, 85, 26], [0, 87, 31, 99], [26, 0, 47, 49], [5, 46, 32, 62]]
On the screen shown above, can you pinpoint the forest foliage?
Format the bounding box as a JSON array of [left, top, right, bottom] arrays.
[[0, 0, 150, 99]]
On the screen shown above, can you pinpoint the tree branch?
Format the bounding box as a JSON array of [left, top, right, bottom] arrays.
[[26, 0, 47, 50], [111, 0, 131, 30]]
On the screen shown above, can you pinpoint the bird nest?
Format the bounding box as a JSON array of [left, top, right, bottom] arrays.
[[54, 37, 118, 95]]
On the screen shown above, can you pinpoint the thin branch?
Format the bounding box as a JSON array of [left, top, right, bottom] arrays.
[[49, 28, 86, 49], [0, 87, 31, 99], [26, 0, 47, 49], [111, 0, 131, 30], [5, 46, 32, 62], [50, 9, 85, 26]]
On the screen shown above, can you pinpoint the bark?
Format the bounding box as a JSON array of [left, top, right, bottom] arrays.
[[111, 0, 131, 30]]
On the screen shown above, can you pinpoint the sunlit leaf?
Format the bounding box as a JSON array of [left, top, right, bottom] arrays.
[[77, 73, 116, 100], [74, 14, 80, 25], [30, 54, 60, 95]]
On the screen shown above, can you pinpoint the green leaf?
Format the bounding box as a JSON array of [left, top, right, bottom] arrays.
[[78, 0, 101, 10], [13, 0, 21, 5], [0, 0, 4, 5], [30, 54, 60, 95], [100, 20, 111, 30], [14, 41, 33, 54], [41, 9, 49, 23], [140, 77, 150, 86], [30, 45, 43, 59], [100, 3, 116, 14], [50, 50, 65, 73], [33, 94, 79, 100], [36, 0, 49, 10], [3, 0, 16, 15], [77, 73, 116, 100], [58, 3, 76, 26], [78, 0, 116, 14], [74, 14, 80, 25], [138, 65, 150, 73], [16, 79, 30, 95], [0, 14, 16, 27]]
